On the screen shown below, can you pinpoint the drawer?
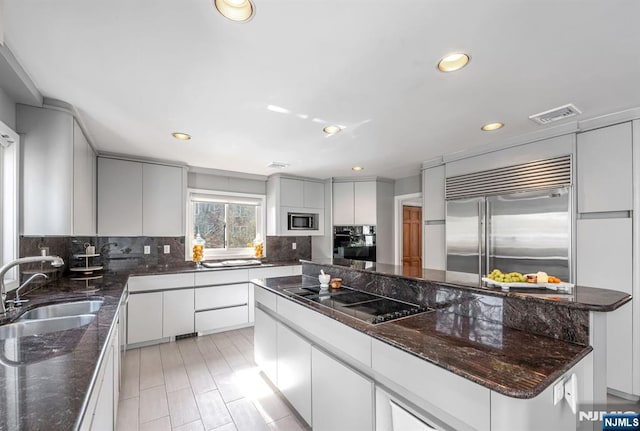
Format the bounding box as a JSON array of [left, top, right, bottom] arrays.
[[195, 305, 249, 332], [248, 265, 300, 279], [371, 338, 490, 431], [254, 285, 277, 311], [195, 283, 248, 311], [127, 273, 194, 292], [276, 296, 371, 367], [194, 269, 249, 286]]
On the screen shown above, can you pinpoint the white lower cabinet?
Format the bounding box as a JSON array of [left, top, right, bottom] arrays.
[[254, 307, 278, 385], [163, 289, 195, 337], [127, 292, 163, 345], [277, 323, 312, 425], [80, 320, 120, 431], [195, 306, 249, 332], [312, 346, 374, 431]]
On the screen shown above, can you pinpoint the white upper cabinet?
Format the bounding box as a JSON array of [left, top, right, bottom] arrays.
[[280, 178, 304, 207], [142, 163, 184, 236], [18, 104, 96, 236], [98, 158, 143, 236], [423, 165, 445, 221], [303, 180, 324, 208], [333, 181, 378, 225], [332, 182, 355, 225], [577, 122, 633, 213], [266, 175, 325, 236], [354, 181, 377, 225], [98, 157, 184, 236]]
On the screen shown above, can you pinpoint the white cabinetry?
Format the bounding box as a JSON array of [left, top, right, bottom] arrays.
[[354, 181, 377, 225], [422, 165, 445, 221], [79, 317, 120, 431], [127, 273, 195, 345], [17, 104, 96, 235], [163, 289, 195, 337], [98, 157, 185, 236], [577, 218, 633, 394], [98, 158, 143, 236], [332, 181, 355, 225], [312, 346, 373, 431], [266, 175, 325, 236], [333, 180, 378, 225], [127, 292, 163, 345], [255, 307, 278, 385], [577, 122, 633, 213], [277, 323, 312, 425]]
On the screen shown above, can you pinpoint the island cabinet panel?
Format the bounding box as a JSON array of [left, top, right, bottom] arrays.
[[277, 323, 312, 425], [276, 295, 372, 366], [128, 273, 195, 292], [127, 292, 163, 344], [311, 346, 374, 431], [195, 305, 248, 333], [577, 122, 633, 213], [195, 283, 248, 310], [254, 285, 277, 311], [371, 339, 490, 431], [194, 269, 249, 286], [255, 307, 278, 385]]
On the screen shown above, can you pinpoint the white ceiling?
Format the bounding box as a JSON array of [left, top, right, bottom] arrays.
[[4, 0, 640, 179]]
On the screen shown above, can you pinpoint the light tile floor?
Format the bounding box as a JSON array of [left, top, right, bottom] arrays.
[[116, 327, 310, 431]]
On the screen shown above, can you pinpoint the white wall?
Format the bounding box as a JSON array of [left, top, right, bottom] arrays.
[[0, 87, 15, 129], [394, 174, 421, 196]]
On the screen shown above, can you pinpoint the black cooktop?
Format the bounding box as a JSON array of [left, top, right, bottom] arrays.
[[283, 286, 433, 324]]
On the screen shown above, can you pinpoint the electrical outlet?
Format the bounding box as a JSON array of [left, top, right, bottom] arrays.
[[553, 380, 564, 405], [144, 245, 151, 255], [292, 242, 296, 250], [164, 245, 170, 254], [40, 247, 50, 256]]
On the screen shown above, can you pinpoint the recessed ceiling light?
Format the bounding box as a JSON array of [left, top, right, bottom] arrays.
[[172, 132, 192, 140], [437, 53, 470, 72], [352, 166, 364, 172], [214, 0, 254, 22], [481, 122, 504, 131], [323, 125, 342, 135]]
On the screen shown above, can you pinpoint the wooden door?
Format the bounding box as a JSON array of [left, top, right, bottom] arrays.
[[402, 206, 422, 273]]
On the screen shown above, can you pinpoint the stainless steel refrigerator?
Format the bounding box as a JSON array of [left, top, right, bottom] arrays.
[[445, 156, 572, 284]]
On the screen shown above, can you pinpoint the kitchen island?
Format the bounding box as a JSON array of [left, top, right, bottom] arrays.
[[251, 260, 632, 431]]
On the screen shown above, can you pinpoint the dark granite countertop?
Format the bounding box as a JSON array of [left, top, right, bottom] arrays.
[[252, 275, 592, 399], [0, 274, 127, 431], [303, 259, 631, 312], [0, 259, 301, 431]]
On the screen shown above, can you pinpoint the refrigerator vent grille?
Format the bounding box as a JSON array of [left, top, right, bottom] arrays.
[[445, 155, 571, 200]]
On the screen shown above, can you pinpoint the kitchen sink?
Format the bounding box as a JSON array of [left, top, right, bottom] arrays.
[[17, 299, 103, 321], [0, 314, 96, 340]]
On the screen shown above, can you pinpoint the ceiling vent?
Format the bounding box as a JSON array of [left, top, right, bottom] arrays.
[[529, 103, 582, 125], [266, 161, 290, 169]]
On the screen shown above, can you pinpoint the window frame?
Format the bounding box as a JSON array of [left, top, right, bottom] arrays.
[[0, 120, 19, 292], [186, 188, 266, 261]]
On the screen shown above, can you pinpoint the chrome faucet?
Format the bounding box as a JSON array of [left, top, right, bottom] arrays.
[[0, 256, 64, 315], [9, 273, 49, 307]]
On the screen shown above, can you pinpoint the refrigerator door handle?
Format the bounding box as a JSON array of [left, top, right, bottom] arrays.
[[478, 200, 483, 279], [485, 199, 490, 275]]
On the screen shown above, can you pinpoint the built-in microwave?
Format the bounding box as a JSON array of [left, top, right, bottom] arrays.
[[288, 212, 318, 231]]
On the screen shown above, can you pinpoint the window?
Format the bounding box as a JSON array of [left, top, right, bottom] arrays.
[[0, 121, 19, 291], [187, 189, 265, 259]]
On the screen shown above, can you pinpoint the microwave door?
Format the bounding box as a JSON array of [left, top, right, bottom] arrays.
[[446, 197, 485, 283]]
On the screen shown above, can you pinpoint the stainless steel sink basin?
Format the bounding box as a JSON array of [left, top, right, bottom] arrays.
[[17, 300, 103, 320], [0, 314, 96, 340]]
